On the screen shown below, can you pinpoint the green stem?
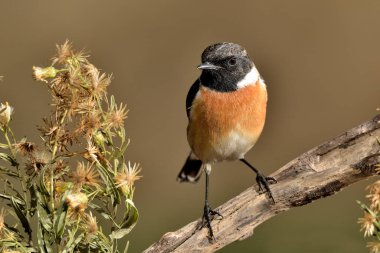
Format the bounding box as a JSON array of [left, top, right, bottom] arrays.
[[50, 109, 67, 234], [8, 127, 17, 144], [3, 126, 16, 158], [51, 110, 68, 159]]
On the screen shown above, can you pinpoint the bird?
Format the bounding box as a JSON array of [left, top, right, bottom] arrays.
[[177, 42, 277, 239]]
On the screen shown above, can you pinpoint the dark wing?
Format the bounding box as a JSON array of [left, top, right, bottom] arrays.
[[186, 79, 200, 118]]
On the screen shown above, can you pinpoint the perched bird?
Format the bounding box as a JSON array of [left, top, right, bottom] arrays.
[[177, 42, 276, 239]]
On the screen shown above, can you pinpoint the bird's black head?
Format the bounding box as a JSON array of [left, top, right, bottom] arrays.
[[198, 42, 255, 92]]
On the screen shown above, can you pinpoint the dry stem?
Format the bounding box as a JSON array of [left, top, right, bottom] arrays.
[[143, 114, 380, 253]]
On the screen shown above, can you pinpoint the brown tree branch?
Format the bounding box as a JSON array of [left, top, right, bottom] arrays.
[[143, 115, 380, 253]]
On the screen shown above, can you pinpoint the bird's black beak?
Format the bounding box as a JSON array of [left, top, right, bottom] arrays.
[[197, 62, 221, 70]]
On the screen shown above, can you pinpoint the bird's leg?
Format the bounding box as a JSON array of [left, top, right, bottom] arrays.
[[200, 164, 223, 240], [240, 158, 277, 203]]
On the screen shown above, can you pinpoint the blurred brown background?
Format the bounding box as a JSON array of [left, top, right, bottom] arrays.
[[1, 1, 380, 252]]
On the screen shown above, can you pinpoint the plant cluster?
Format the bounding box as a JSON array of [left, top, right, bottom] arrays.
[[0, 41, 140, 252], [358, 177, 380, 253]]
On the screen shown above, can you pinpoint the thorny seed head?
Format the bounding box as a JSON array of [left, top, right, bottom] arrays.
[[106, 103, 128, 129], [84, 139, 101, 162], [84, 64, 111, 98], [115, 162, 142, 195], [38, 117, 58, 139], [53, 71, 70, 87], [25, 151, 50, 176], [65, 192, 88, 220], [83, 211, 98, 238], [367, 182, 380, 210], [54, 159, 68, 174], [358, 212, 377, 237], [368, 241, 380, 253], [71, 161, 100, 189], [77, 111, 102, 137], [13, 139, 36, 156], [76, 99, 97, 115], [52, 40, 73, 65]]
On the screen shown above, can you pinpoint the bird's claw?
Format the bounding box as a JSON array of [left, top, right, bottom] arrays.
[[256, 173, 277, 203], [199, 204, 223, 241]]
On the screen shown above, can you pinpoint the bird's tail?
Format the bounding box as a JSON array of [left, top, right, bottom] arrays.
[[177, 153, 203, 183]]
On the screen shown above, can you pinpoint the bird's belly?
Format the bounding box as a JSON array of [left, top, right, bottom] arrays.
[[211, 129, 258, 161], [187, 83, 267, 163]]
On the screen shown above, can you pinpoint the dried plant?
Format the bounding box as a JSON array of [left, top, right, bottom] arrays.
[[0, 40, 140, 252], [358, 146, 380, 253]]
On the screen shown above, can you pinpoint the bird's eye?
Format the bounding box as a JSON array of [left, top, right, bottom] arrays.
[[228, 58, 237, 66]]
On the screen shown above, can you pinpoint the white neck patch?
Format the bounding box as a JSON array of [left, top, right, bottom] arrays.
[[236, 67, 262, 89]]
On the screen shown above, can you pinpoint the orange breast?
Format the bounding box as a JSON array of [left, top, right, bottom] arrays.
[[187, 80, 267, 163]]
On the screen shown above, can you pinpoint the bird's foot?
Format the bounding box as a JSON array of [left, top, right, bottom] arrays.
[[199, 203, 223, 241], [256, 172, 277, 203]]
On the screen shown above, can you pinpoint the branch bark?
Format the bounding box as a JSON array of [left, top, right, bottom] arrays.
[[143, 115, 380, 253]]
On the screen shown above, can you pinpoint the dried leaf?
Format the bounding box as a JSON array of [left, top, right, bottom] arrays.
[[0, 152, 17, 166], [110, 199, 138, 240], [0, 166, 19, 177], [62, 230, 84, 253], [96, 163, 120, 206], [54, 190, 70, 241], [11, 196, 32, 235], [37, 217, 52, 253], [0, 193, 24, 205]]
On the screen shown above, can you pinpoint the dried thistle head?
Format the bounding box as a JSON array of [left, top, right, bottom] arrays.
[[52, 71, 70, 87], [106, 103, 128, 129], [25, 151, 50, 176], [75, 99, 97, 115], [65, 192, 88, 220], [368, 241, 380, 253], [82, 212, 98, 241], [54, 159, 69, 174], [71, 162, 100, 189], [38, 117, 59, 141], [367, 181, 380, 210], [84, 139, 101, 162], [13, 139, 36, 156], [52, 40, 73, 65], [115, 162, 142, 195], [84, 64, 111, 98], [77, 111, 102, 137], [358, 212, 376, 237]]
